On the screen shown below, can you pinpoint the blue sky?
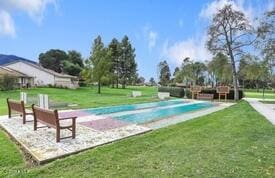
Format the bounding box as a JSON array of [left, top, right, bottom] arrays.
[[0, 0, 273, 80]]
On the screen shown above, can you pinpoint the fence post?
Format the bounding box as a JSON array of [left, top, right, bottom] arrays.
[[44, 94, 49, 109], [38, 94, 49, 109], [38, 94, 44, 108], [20, 92, 27, 104]]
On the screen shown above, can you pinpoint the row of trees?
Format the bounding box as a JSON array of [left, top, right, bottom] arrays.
[[38, 36, 139, 94], [158, 5, 274, 100], [82, 35, 138, 93]]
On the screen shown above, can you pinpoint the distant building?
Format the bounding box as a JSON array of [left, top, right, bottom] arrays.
[[0, 54, 79, 89], [0, 66, 33, 88]]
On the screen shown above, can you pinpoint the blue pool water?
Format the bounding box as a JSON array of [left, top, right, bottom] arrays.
[[114, 102, 214, 124], [85, 99, 185, 115]]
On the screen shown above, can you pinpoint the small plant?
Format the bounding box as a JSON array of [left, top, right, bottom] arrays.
[[0, 75, 17, 91]]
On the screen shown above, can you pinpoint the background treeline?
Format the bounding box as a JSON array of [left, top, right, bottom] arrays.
[[158, 52, 275, 91], [157, 6, 275, 98], [38, 35, 146, 93]]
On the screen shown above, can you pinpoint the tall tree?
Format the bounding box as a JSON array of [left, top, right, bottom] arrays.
[[149, 77, 156, 86], [85, 36, 111, 94], [119, 36, 137, 89], [39, 49, 68, 73], [158, 60, 171, 86], [67, 50, 84, 68], [64, 50, 84, 76], [173, 67, 180, 77], [207, 5, 254, 100], [256, 9, 275, 77], [239, 54, 268, 91], [176, 58, 207, 86], [108, 38, 121, 88], [137, 76, 145, 84], [208, 52, 232, 86]]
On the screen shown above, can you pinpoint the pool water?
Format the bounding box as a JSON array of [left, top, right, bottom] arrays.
[[114, 102, 214, 124], [84, 99, 185, 115]]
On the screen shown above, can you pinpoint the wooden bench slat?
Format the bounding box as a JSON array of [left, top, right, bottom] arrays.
[[32, 105, 77, 142]]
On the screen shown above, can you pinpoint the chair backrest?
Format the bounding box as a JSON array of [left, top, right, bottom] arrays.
[[217, 86, 230, 94], [32, 105, 59, 128], [7, 98, 25, 114], [190, 86, 202, 93]]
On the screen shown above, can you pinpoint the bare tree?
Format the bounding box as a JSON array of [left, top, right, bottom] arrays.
[[256, 9, 275, 76], [207, 5, 255, 100]]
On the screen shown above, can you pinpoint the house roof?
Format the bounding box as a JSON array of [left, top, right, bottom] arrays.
[[0, 54, 37, 65], [0, 66, 32, 78], [3, 60, 77, 79]]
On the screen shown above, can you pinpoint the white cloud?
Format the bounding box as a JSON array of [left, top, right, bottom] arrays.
[[266, 0, 274, 11], [143, 26, 158, 50], [199, 0, 254, 24], [148, 31, 158, 49], [0, 10, 15, 38], [0, 0, 57, 37], [162, 35, 212, 66]]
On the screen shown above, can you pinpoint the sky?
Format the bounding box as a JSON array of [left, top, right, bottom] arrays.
[[0, 0, 274, 80]]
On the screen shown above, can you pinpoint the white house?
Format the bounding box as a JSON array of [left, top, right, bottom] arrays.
[[0, 66, 34, 88], [3, 60, 79, 89]]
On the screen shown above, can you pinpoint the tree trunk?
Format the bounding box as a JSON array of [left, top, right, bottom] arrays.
[[122, 80, 126, 89], [116, 79, 119, 88], [228, 50, 239, 100], [98, 80, 101, 94], [256, 81, 259, 92], [111, 81, 114, 88]]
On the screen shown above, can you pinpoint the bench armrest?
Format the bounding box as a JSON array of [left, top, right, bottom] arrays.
[[59, 116, 77, 120]]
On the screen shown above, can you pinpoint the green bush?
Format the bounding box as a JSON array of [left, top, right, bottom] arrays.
[[0, 75, 17, 91], [158, 87, 185, 98]]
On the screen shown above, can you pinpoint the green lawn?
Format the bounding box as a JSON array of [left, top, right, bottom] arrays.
[[1, 101, 275, 177], [260, 100, 275, 104], [0, 86, 158, 115], [245, 90, 275, 99]]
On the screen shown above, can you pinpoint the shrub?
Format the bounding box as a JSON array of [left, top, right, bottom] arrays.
[[158, 87, 185, 98], [0, 75, 17, 91]]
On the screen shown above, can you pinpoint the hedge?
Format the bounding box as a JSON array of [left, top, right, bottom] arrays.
[[158, 87, 185, 98], [185, 88, 244, 100]]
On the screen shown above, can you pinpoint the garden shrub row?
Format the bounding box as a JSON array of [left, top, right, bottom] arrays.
[[159, 87, 244, 100], [158, 86, 185, 98]]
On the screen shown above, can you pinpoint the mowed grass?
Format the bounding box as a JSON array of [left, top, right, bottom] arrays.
[[0, 86, 158, 115], [1, 101, 275, 177], [244, 89, 275, 99]]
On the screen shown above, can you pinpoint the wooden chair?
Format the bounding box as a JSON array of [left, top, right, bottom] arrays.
[[7, 98, 33, 124], [216, 86, 230, 102], [190, 86, 202, 99], [32, 105, 77, 142]]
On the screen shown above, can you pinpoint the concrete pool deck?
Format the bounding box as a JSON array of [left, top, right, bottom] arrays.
[[0, 100, 234, 164]]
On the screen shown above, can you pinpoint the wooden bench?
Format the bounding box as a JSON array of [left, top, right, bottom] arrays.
[[190, 86, 202, 99], [7, 98, 33, 124], [217, 86, 230, 102], [197, 93, 214, 101], [32, 105, 77, 142]]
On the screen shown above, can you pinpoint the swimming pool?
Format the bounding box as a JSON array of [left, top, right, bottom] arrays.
[[63, 99, 214, 125], [114, 102, 214, 124], [84, 99, 186, 115]]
